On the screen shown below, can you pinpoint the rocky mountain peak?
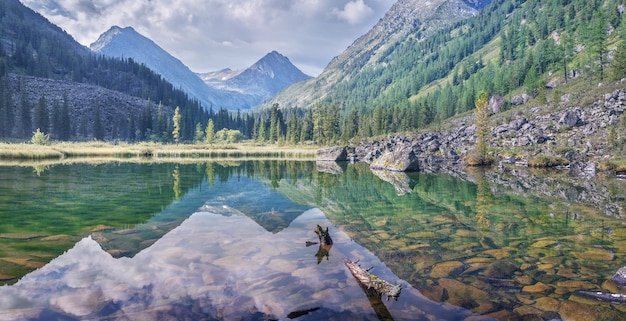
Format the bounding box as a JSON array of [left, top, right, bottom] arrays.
[[90, 26, 130, 52]]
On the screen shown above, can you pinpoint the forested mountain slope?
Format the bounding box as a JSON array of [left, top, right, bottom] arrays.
[[0, 0, 210, 141], [262, 0, 491, 110], [258, 0, 626, 146]]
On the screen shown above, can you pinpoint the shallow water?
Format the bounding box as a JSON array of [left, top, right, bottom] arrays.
[[0, 160, 624, 320]]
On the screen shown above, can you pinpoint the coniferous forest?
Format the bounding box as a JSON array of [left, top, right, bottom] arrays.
[[1, 0, 626, 145]]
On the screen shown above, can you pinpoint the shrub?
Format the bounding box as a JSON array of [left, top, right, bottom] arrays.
[[31, 128, 50, 145], [463, 152, 495, 166], [597, 158, 626, 173], [528, 155, 569, 167]]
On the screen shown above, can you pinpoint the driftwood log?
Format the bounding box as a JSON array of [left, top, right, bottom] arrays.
[[576, 266, 626, 304], [344, 258, 402, 301], [577, 291, 626, 304], [306, 225, 334, 264]]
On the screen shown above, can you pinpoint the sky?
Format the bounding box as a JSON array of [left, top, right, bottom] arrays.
[[22, 0, 396, 76]]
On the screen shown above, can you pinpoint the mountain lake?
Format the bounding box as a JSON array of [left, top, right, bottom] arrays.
[[0, 160, 625, 320]]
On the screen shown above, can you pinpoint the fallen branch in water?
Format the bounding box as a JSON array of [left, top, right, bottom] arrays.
[[577, 291, 626, 304], [344, 258, 402, 301]]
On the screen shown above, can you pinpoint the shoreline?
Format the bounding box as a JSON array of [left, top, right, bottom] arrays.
[[0, 141, 318, 163]]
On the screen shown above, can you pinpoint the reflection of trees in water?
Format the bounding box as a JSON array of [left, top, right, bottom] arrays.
[[468, 168, 493, 231], [172, 165, 180, 199], [205, 162, 214, 187], [33, 164, 49, 176]]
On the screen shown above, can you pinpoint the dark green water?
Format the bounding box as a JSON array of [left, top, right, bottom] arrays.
[[0, 160, 624, 320]]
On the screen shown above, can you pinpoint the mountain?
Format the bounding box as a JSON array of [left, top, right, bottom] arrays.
[[91, 27, 309, 110], [197, 51, 311, 108], [0, 1, 211, 142], [262, 0, 492, 109], [90, 26, 224, 109]]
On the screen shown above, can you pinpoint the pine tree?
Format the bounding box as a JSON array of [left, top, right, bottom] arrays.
[[51, 99, 60, 139], [610, 28, 626, 81], [93, 103, 105, 140], [560, 33, 575, 83], [34, 95, 49, 133], [257, 118, 266, 143], [0, 70, 12, 138], [128, 112, 136, 142]]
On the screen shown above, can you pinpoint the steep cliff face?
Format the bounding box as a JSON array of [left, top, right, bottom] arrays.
[[263, 0, 491, 109]]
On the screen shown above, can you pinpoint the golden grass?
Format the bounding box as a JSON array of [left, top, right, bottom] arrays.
[[0, 141, 318, 162]]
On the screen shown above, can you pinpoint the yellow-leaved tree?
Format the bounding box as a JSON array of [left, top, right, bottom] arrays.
[[465, 92, 493, 166], [172, 106, 181, 144]]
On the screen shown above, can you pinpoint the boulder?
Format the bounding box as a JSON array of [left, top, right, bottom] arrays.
[[511, 93, 531, 106], [559, 110, 581, 127], [489, 95, 507, 114], [316, 146, 348, 162], [370, 145, 419, 172], [508, 117, 528, 131]]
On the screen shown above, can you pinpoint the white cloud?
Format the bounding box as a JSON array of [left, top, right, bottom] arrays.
[[331, 0, 374, 25]]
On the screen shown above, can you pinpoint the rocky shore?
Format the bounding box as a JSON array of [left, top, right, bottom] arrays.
[[317, 87, 626, 176]]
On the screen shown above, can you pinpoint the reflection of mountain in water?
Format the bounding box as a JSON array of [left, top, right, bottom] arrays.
[[0, 208, 480, 320], [95, 171, 311, 257]]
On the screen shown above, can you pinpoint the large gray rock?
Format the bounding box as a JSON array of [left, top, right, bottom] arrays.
[[370, 145, 419, 172], [316, 146, 348, 161], [489, 95, 507, 114], [510, 93, 531, 106], [560, 110, 581, 127]]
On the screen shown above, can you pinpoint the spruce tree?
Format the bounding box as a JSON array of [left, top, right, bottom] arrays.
[[34, 95, 49, 133], [93, 103, 104, 140]]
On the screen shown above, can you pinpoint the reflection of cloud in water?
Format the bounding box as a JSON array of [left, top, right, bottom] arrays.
[[0, 209, 480, 320]]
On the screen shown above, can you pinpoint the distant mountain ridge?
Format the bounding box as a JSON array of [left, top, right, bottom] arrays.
[[91, 27, 309, 110], [198, 51, 311, 101]]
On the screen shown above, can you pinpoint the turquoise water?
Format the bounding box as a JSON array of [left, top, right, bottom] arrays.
[[0, 160, 624, 320]]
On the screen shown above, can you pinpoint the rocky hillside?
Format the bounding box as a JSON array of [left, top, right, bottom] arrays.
[[10, 74, 170, 141], [262, 0, 490, 109], [319, 84, 626, 176]]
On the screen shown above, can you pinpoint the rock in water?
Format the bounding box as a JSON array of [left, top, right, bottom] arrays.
[[316, 146, 348, 162], [370, 145, 419, 172]]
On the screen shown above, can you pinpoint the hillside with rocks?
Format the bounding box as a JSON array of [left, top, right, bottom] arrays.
[[318, 83, 626, 177], [9, 74, 171, 141]]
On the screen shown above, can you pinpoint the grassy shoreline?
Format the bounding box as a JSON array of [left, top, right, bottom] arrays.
[[0, 141, 318, 162]]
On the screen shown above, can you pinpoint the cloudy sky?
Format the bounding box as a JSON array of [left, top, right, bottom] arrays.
[[22, 0, 396, 76]]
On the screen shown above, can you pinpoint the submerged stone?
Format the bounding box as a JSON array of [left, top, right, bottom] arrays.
[[572, 248, 615, 261], [534, 296, 560, 312], [523, 282, 551, 293], [430, 261, 466, 278]]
